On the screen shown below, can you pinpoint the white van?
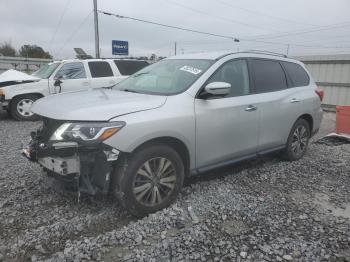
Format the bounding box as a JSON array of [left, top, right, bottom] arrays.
[[0, 59, 149, 120]]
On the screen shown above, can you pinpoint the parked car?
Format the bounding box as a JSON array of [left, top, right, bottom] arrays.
[[23, 51, 323, 216], [0, 59, 149, 120]]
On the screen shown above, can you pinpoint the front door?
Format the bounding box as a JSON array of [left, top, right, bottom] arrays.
[[195, 59, 260, 169], [49, 62, 90, 94]]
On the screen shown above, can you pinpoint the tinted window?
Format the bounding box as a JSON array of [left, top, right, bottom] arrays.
[[88, 61, 114, 78], [252, 59, 287, 93], [282, 62, 310, 87], [207, 59, 250, 97], [114, 60, 149, 75], [55, 62, 86, 79]]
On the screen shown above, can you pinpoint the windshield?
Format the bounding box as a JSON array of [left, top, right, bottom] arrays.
[[32, 62, 61, 79], [115, 59, 213, 95]]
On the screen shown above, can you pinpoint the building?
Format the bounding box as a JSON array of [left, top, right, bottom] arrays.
[[296, 54, 350, 107]]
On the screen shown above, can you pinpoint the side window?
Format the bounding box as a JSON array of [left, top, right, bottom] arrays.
[[252, 59, 287, 93], [282, 62, 310, 87], [88, 61, 114, 78], [55, 62, 86, 79], [114, 60, 149, 75], [207, 59, 250, 97]]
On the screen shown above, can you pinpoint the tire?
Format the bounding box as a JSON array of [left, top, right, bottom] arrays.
[[10, 94, 40, 121], [112, 143, 185, 217], [283, 118, 311, 161]]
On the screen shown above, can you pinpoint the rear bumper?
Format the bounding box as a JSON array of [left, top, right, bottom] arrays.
[[313, 107, 323, 135]]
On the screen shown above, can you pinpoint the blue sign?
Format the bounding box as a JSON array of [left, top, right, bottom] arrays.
[[112, 40, 128, 55]]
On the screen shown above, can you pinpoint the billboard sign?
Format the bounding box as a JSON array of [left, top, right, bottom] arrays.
[[112, 40, 128, 55]]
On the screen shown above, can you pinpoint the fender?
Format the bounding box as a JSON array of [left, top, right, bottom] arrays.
[[2, 79, 49, 100]]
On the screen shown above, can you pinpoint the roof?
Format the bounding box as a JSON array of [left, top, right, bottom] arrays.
[[55, 58, 148, 63], [166, 51, 232, 60], [166, 50, 301, 63]]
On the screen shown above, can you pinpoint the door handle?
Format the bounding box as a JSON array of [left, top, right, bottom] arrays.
[[245, 105, 257, 112], [82, 81, 90, 86], [290, 98, 300, 103]]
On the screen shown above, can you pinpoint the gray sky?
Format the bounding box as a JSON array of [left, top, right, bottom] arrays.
[[1, 0, 350, 59]]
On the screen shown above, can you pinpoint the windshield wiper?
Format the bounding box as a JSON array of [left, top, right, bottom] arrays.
[[132, 72, 149, 78], [121, 88, 140, 93]]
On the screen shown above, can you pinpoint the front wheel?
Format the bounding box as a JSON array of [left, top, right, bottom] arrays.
[[283, 118, 311, 161], [10, 95, 40, 121], [113, 144, 184, 217]]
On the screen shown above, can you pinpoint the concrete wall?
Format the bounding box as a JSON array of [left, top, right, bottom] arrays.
[[295, 54, 350, 106], [0, 56, 52, 74]]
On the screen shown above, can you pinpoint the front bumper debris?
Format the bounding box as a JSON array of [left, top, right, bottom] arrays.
[[22, 118, 120, 195], [38, 155, 80, 176], [0, 100, 9, 110]]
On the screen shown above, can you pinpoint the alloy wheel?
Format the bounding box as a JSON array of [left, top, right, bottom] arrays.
[[133, 157, 176, 206], [291, 125, 309, 156]]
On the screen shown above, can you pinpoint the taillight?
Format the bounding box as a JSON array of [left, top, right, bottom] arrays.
[[315, 88, 324, 101]]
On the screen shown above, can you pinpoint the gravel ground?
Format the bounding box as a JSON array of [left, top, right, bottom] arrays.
[[0, 110, 349, 262]]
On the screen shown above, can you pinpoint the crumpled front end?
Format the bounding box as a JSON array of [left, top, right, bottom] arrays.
[[23, 118, 121, 195]]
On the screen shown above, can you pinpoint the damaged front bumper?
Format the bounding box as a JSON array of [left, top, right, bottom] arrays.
[[22, 130, 120, 195]]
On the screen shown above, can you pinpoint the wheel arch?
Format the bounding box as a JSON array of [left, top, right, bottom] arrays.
[[129, 136, 191, 177], [9, 92, 45, 107], [298, 113, 313, 132]]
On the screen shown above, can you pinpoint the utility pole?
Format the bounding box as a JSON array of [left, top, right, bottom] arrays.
[[286, 44, 290, 56], [174, 42, 177, 56], [93, 0, 100, 58]]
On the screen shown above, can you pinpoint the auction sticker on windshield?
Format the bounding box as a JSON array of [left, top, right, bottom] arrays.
[[180, 66, 202, 75]]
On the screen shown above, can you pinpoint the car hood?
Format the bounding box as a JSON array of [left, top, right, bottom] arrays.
[[0, 69, 40, 87], [31, 89, 167, 121]]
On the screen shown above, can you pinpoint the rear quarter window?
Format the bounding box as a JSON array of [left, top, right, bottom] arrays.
[[282, 61, 310, 87], [88, 61, 114, 78], [114, 60, 149, 76]]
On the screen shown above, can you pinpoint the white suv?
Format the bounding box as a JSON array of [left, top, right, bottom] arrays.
[[0, 59, 149, 120]]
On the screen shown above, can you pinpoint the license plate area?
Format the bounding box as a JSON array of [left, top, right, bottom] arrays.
[[39, 156, 79, 176]]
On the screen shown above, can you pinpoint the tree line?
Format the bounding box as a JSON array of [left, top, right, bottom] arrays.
[[0, 41, 52, 59]]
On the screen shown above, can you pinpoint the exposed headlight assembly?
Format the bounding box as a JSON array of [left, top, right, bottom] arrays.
[[50, 122, 125, 141]]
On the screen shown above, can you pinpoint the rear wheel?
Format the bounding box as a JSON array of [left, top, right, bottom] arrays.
[[113, 144, 184, 217], [283, 118, 310, 161], [10, 94, 40, 121]]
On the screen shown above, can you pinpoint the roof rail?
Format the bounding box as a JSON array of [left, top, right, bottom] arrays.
[[241, 50, 288, 58]]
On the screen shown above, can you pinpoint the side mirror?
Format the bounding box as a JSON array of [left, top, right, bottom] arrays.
[[54, 79, 62, 87], [204, 82, 230, 96]]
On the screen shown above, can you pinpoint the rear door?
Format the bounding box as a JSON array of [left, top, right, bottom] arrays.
[[250, 59, 300, 151], [87, 61, 117, 88], [49, 61, 90, 93], [195, 59, 260, 169]]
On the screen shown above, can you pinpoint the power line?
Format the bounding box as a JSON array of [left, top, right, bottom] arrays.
[[164, 0, 280, 33], [216, 0, 319, 27], [98, 10, 240, 42], [98, 10, 350, 51], [49, 0, 72, 49], [248, 21, 350, 41], [56, 11, 93, 58]]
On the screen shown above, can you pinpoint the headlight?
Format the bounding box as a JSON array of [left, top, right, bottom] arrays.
[[50, 122, 125, 141]]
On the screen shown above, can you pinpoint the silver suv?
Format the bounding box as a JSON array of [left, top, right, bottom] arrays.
[[23, 51, 323, 216]]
